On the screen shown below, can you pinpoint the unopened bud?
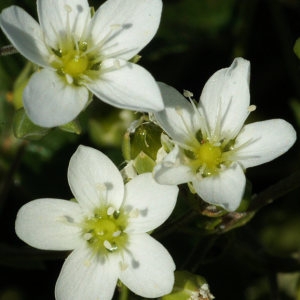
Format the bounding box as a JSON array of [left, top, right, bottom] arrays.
[[162, 271, 214, 300]]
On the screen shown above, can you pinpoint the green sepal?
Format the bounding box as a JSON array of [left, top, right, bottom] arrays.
[[12, 62, 35, 110], [236, 179, 252, 212], [129, 54, 142, 64], [133, 151, 156, 174], [125, 121, 163, 161], [59, 119, 82, 135], [13, 108, 50, 140]]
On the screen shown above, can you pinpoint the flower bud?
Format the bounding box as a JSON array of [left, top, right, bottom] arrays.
[[162, 271, 215, 300], [122, 119, 163, 174]]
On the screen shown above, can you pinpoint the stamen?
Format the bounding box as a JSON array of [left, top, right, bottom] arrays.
[[119, 261, 129, 271], [103, 240, 113, 250], [96, 183, 108, 201], [65, 73, 73, 84], [129, 208, 140, 218], [107, 207, 115, 216], [175, 106, 199, 145], [64, 5, 72, 13], [183, 89, 194, 98], [248, 104, 256, 112], [83, 233, 93, 241], [113, 230, 121, 237]]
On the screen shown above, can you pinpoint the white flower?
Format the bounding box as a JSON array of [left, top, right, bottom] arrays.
[[152, 58, 297, 211], [15, 145, 178, 300], [0, 0, 164, 128]]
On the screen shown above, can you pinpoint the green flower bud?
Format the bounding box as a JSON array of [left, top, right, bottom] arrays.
[[122, 119, 163, 174], [162, 271, 215, 300]]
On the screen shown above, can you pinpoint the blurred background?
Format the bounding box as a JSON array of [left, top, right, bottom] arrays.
[[0, 0, 300, 299]]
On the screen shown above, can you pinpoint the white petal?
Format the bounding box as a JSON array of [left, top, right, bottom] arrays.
[[119, 234, 175, 298], [0, 6, 50, 67], [234, 119, 297, 169], [86, 59, 163, 112], [153, 146, 195, 185], [90, 0, 162, 60], [15, 199, 83, 250], [124, 173, 178, 234], [154, 82, 202, 143], [23, 69, 89, 128], [37, 0, 91, 49], [193, 163, 246, 211], [200, 57, 250, 140], [68, 145, 124, 213], [55, 245, 119, 300]]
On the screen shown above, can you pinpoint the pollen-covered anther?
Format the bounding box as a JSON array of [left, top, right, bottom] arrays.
[[248, 104, 256, 112], [183, 89, 194, 98], [129, 208, 140, 218], [119, 261, 129, 271], [64, 4, 72, 13], [113, 59, 121, 69], [113, 230, 121, 237], [107, 206, 115, 216], [103, 240, 117, 251], [83, 232, 93, 241]]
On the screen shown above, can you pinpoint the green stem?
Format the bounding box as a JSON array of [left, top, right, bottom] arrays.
[[119, 284, 129, 300]]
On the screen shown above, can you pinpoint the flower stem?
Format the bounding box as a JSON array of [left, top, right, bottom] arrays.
[[119, 283, 129, 300]]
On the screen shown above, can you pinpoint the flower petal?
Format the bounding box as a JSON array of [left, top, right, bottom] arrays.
[[234, 119, 296, 169], [199, 57, 250, 140], [154, 82, 202, 143], [37, 0, 91, 49], [119, 234, 175, 298], [90, 0, 162, 60], [86, 59, 163, 112], [55, 245, 119, 300], [124, 173, 178, 234], [193, 163, 246, 211], [68, 145, 124, 213], [153, 146, 195, 185], [15, 199, 83, 250], [23, 69, 89, 128], [0, 6, 50, 67]]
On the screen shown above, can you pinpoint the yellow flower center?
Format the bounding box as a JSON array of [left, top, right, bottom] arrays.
[[82, 206, 128, 255], [62, 51, 89, 78], [195, 142, 222, 174], [51, 41, 100, 85]]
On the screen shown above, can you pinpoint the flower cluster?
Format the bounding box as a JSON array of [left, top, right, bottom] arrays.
[[0, 0, 297, 300]]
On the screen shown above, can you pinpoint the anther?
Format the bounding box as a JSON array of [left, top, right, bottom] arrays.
[[183, 89, 194, 98], [129, 208, 140, 218], [83, 233, 93, 241], [64, 5, 72, 13], [103, 240, 117, 251], [248, 104, 256, 112], [107, 207, 115, 216], [113, 230, 121, 237]]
